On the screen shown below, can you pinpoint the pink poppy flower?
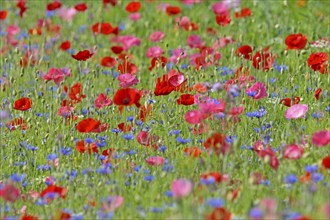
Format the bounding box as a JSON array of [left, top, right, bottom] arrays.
[[57, 7, 77, 21], [129, 13, 141, 21], [7, 25, 20, 36], [171, 179, 192, 198], [187, 35, 204, 49], [182, 0, 202, 5], [146, 156, 165, 166], [175, 16, 190, 28], [117, 73, 139, 88], [285, 104, 308, 119], [283, 144, 304, 160], [246, 82, 267, 100], [137, 131, 152, 146], [112, 35, 141, 51], [149, 31, 165, 42], [57, 106, 74, 118], [169, 48, 187, 63], [312, 130, 330, 147], [167, 70, 185, 87], [94, 93, 113, 109], [0, 183, 20, 203], [43, 68, 70, 85], [101, 196, 124, 212], [198, 99, 225, 115], [213, 37, 235, 49], [184, 110, 205, 124], [146, 46, 164, 58], [212, 2, 228, 15]]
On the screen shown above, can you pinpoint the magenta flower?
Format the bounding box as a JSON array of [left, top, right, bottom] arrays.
[[167, 70, 185, 87], [57, 106, 74, 118], [43, 68, 70, 85], [118, 73, 139, 88], [283, 144, 304, 160], [285, 104, 308, 119], [187, 35, 204, 49], [0, 183, 20, 203], [7, 25, 20, 36], [112, 35, 141, 51], [312, 130, 330, 147], [245, 82, 267, 100], [171, 179, 192, 198], [57, 7, 77, 21], [169, 48, 187, 63], [137, 131, 152, 146], [146, 46, 164, 58], [212, 2, 228, 15], [146, 156, 165, 166], [101, 196, 124, 212], [185, 110, 205, 124], [94, 93, 113, 109], [129, 13, 141, 21], [149, 31, 165, 42]]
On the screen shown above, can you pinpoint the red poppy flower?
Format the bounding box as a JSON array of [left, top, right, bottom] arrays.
[[307, 52, 328, 74], [74, 3, 87, 11], [76, 140, 98, 154], [58, 212, 71, 220], [47, 1, 62, 11], [92, 22, 116, 35], [204, 133, 230, 155], [68, 83, 86, 103], [100, 56, 117, 68], [177, 94, 195, 105], [72, 50, 94, 61], [102, 148, 114, 157], [118, 122, 132, 132], [206, 27, 217, 35], [6, 118, 28, 131], [0, 10, 7, 20], [139, 104, 152, 122], [76, 118, 108, 133], [280, 96, 300, 107], [314, 88, 322, 100], [148, 56, 167, 71], [16, 0, 27, 18], [154, 74, 175, 96], [184, 146, 202, 157], [257, 148, 279, 170], [103, 0, 117, 7], [111, 46, 124, 54], [235, 8, 252, 18], [236, 45, 252, 60], [166, 6, 181, 15], [14, 97, 32, 111], [125, 1, 141, 13], [29, 28, 42, 35], [40, 184, 66, 199], [59, 41, 71, 50], [118, 59, 138, 74], [21, 215, 39, 220], [113, 88, 142, 107], [252, 48, 275, 71], [285, 33, 308, 50], [322, 155, 330, 170], [206, 207, 231, 220], [200, 172, 222, 183], [216, 14, 231, 27]]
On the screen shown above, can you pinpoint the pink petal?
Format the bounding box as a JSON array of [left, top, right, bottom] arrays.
[[285, 104, 308, 119], [184, 110, 205, 124], [312, 130, 330, 147], [171, 179, 192, 198]]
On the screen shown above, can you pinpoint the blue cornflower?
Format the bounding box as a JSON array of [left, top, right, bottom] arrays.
[[127, 116, 134, 122], [85, 138, 94, 144], [305, 165, 318, 173], [61, 146, 72, 156], [122, 133, 135, 140], [47, 153, 57, 161], [150, 207, 163, 213], [165, 191, 173, 197], [158, 145, 167, 153], [10, 173, 25, 183], [206, 198, 224, 208], [284, 174, 297, 184], [311, 173, 323, 182], [144, 175, 155, 182], [249, 207, 264, 219], [176, 136, 191, 144]]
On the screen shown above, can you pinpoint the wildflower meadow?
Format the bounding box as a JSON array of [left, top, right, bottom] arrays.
[[0, 0, 330, 219]]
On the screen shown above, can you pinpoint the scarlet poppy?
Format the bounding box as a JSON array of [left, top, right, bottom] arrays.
[[285, 33, 308, 50], [200, 172, 222, 183], [125, 1, 141, 13], [29, 28, 42, 35], [21, 215, 39, 220], [166, 6, 181, 15], [307, 52, 328, 74], [74, 3, 87, 11], [16, 0, 27, 17], [103, 0, 117, 7], [40, 184, 66, 199], [59, 41, 71, 50], [47, 1, 62, 11], [100, 56, 117, 68], [280, 96, 300, 107], [154, 74, 175, 96], [0, 10, 7, 20], [14, 97, 32, 111], [118, 122, 132, 132], [71, 50, 94, 61], [184, 146, 202, 157], [113, 88, 142, 107], [6, 118, 28, 131], [177, 94, 195, 105], [206, 207, 231, 220], [204, 133, 230, 155], [111, 46, 124, 54], [76, 140, 98, 154], [76, 118, 108, 133], [216, 14, 231, 26], [139, 104, 152, 122], [322, 155, 330, 170], [314, 88, 322, 100], [148, 56, 167, 71], [235, 8, 252, 18], [68, 83, 86, 103], [252, 49, 275, 71], [118, 59, 138, 74], [236, 45, 252, 60]]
